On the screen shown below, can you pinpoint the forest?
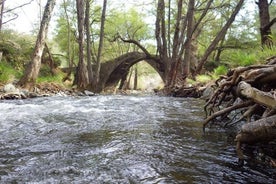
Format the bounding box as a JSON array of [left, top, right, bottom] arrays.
[[0, 0, 276, 173]]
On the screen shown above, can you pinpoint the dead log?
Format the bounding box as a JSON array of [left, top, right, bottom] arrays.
[[238, 81, 276, 109], [235, 114, 276, 164]]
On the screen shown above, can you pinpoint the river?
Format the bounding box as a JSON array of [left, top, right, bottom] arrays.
[[0, 95, 275, 183]]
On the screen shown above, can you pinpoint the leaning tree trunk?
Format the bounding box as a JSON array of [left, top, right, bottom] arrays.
[[195, 0, 244, 75], [18, 0, 56, 88]]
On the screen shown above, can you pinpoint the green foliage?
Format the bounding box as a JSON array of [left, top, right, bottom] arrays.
[[214, 65, 228, 76], [225, 51, 258, 66], [187, 74, 213, 86], [103, 8, 151, 59], [0, 61, 22, 83], [37, 71, 65, 84], [196, 75, 212, 84], [0, 30, 34, 69], [221, 45, 276, 67], [106, 8, 150, 41]]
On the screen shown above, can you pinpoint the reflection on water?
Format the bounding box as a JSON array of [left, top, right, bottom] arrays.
[[0, 95, 275, 183]]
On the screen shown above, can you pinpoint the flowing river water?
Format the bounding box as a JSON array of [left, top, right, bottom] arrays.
[[0, 95, 275, 183]]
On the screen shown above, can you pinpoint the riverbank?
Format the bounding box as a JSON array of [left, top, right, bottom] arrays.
[[0, 83, 95, 100]]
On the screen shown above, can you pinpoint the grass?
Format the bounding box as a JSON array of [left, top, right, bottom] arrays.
[[223, 46, 276, 67], [37, 72, 66, 84], [0, 61, 22, 83]]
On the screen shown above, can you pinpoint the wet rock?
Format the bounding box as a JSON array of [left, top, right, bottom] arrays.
[[3, 83, 19, 93], [1, 83, 25, 100], [201, 85, 215, 100], [84, 90, 95, 96]]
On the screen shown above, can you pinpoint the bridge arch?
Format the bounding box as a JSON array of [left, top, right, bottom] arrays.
[[98, 52, 165, 91]]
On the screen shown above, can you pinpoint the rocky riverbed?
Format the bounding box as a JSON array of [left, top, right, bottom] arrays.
[[0, 83, 95, 100]]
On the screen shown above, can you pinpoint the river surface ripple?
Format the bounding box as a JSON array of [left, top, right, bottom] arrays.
[[0, 95, 275, 183]]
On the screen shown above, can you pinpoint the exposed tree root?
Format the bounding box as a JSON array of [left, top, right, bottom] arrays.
[[203, 56, 276, 165]]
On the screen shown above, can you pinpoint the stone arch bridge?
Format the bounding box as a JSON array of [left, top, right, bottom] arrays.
[[97, 52, 165, 91], [61, 52, 166, 92]]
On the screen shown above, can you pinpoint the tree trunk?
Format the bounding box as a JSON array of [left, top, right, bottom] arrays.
[[167, 0, 171, 58], [182, 0, 195, 78], [256, 0, 274, 47], [155, 0, 169, 65], [134, 65, 138, 90], [167, 0, 183, 88], [74, 0, 88, 89], [94, 0, 107, 90], [195, 0, 244, 75], [44, 42, 55, 75], [18, 0, 56, 88], [62, 0, 73, 81], [0, 0, 4, 31], [85, 0, 93, 86]]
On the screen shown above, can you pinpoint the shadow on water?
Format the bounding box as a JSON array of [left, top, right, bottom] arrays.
[[0, 95, 275, 183]]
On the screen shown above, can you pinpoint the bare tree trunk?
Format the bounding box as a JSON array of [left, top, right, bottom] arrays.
[[74, 0, 88, 89], [0, 0, 3, 61], [18, 0, 56, 88], [85, 0, 93, 86], [94, 0, 107, 90], [44, 42, 55, 75], [155, 0, 167, 60], [134, 64, 138, 90], [62, 0, 73, 81], [0, 0, 4, 31], [195, 0, 244, 75], [256, 0, 274, 47], [156, 0, 170, 86], [167, 0, 171, 58], [182, 0, 195, 78], [167, 0, 183, 87]]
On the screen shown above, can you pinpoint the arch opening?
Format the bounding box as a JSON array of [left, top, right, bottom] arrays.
[[118, 61, 164, 92]]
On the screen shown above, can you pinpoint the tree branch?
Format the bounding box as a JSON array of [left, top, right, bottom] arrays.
[[116, 34, 153, 59], [203, 100, 253, 131], [263, 17, 276, 32], [3, 0, 34, 14], [2, 13, 18, 25]]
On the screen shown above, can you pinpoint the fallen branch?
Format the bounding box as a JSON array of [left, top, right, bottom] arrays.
[[238, 81, 276, 109], [203, 100, 253, 131], [235, 114, 276, 164]]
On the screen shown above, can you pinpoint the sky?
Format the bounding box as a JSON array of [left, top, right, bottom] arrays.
[[4, 0, 47, 33], [3, 0, 154, 35], [3, 0, 259, 36]]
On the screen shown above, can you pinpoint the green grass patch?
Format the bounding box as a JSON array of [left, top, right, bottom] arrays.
[[211, 65, 228, 79], [196, 74, 212, 84], [0, 61, 22, 83], [37, 72, 65, 84]]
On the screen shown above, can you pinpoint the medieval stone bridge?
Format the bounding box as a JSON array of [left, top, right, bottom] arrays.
[[97, 52, 165, 91]]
